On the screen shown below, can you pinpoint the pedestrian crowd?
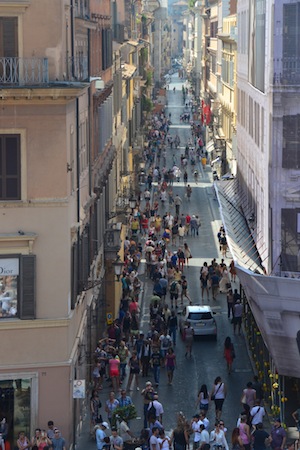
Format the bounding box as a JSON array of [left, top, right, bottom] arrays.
[[15, 421, 66, 450], [89, 79, 298, 450]]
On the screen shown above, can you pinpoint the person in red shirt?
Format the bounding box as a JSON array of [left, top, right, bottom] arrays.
[[109, 356, 120, 392], [141, 215, 149, 235], [185, 214, 191, 236]]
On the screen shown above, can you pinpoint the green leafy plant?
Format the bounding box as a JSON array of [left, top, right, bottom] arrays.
[[111, 404, 137, 427]]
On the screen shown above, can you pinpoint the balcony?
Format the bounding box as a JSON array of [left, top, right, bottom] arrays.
[[0, 57, 49, 86], [67, 56, 89, 81]]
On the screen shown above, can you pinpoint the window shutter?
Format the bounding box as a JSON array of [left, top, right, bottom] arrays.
[[20, 255, 36, 319], [71, 243, 79, 309]]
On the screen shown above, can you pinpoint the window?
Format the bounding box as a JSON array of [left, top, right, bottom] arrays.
[[102, 28, 112, 70], [0, 255, 36, 319], [0, 17, 18, 57], [281, 208, 300, 272], [282, 114, 300, 168], [283, 3, 300, 83], [0, 135, 21, 200]]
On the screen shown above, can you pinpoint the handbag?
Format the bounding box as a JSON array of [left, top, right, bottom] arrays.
[[211, 382, 222, 401]]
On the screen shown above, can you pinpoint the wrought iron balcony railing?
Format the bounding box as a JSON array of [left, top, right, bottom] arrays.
[[0, 57, 49, 85]]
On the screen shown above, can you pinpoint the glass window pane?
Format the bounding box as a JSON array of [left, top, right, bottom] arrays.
[[5, 137, 18, 175], [6, 178, 19, 199], [0, 137, 2, 174]]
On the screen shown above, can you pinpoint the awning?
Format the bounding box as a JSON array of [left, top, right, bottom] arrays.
[[211, 157, 220, 165], [215, 178, 264, 274], [215, 178, 300, 378], [206, 139, 215, 153]]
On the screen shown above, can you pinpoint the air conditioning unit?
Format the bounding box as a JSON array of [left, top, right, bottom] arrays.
[[89, 77, 105, 89]]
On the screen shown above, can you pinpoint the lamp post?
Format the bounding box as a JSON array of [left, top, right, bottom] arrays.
[[112, 255, 124, 281], [139, 161, 146, 185], [129, 195, 136, 214]]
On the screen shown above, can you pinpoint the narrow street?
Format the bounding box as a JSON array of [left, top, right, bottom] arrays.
[[77, 73, 256, 449], [138, 73, 254, 433]]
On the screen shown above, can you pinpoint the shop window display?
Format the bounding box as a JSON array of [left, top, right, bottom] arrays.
[[0, 379, 31, 447]]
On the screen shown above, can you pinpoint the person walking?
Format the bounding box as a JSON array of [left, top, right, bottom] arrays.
[[241, 382, 256, 414], [250, 400, 266, 428], [197, 384, 210, 412], [210, 376, 227, 421], [90, 390, 102, 434], [270, 418, 286, 450], [210, 422, 229, 450], [126, 351, 140, 391], [210, 271, 220, 300], [223, 336, 235, 374], [238, 415, 251, 450], [200, 269, 210, 302], [174, 195, 183, 216], [169, 309, 178, 346], [252, 423, 271, 450], [166, 347, 176, 385], [151, 346, 161, 387], [170, 419, 189, 450], [186, 184, 192, 201], [231, 428, 244, 450], [226, 289, 234, 319], [233, 300, 243, 335], [105, 392, 119, 425], [180, 276, 191, 305], [183, 242, 192, 267], [184, 322, 194, 358]]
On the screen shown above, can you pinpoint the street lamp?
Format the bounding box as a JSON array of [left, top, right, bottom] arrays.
[[129, 195, 136, 211], [112, 255, 124, 281]]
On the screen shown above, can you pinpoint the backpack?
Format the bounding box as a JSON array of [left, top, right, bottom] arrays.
[[147, 402, 157, 420], [170, 281, 177, 293]]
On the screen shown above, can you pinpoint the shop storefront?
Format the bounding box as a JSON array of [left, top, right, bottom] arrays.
[[0, 373, 38, 447]]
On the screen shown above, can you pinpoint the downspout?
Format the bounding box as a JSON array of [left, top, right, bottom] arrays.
[[70, 0, 75, 78]]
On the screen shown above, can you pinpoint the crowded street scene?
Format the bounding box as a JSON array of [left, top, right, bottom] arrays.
[[2, 0, 300, 449], [71, 73, 297, 450]]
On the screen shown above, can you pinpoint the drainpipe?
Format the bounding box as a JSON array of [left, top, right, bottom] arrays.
[[70, 0, 75, 78]]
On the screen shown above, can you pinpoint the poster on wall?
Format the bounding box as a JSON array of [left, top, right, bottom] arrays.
[[0, 258, 19, 318], [248, 0, 266, 92], [73, 380, 85, 399]]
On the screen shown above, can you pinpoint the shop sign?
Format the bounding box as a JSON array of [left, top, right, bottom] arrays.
[[106, 312, 113, 325], [0, 258, 19, 276]]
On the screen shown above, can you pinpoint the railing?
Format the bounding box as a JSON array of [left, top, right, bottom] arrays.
[[0, 57, 49, 85], [274, 57, 300, 86], [67, 56, 89, 81]]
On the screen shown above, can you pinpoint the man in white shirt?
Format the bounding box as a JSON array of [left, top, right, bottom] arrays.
[[192, 415, 202, 450], [148, 394, 164, 423], [150, 427, 160, 450], [200, 412, 210, 431], [199, 424, 210, 448], [250, 400, 265, 426]]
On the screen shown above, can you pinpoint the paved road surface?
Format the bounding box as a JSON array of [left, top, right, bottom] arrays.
[[76, 73, 255, 450]]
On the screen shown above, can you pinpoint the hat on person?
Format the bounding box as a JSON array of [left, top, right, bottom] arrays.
[[146, 381, 152, 386], [139, 331, 144, 335], [236, 299, 241, 303], [192, 215, 195, 218], [102, 422, 110, 429], [193, 414, 200, 418], [275, 417, 281, 422]]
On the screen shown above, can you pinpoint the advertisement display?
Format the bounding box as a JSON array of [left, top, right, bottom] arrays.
[[73, 380, 85, 399], [248, 0, 266, 92], [0, 258, 19, 318]]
